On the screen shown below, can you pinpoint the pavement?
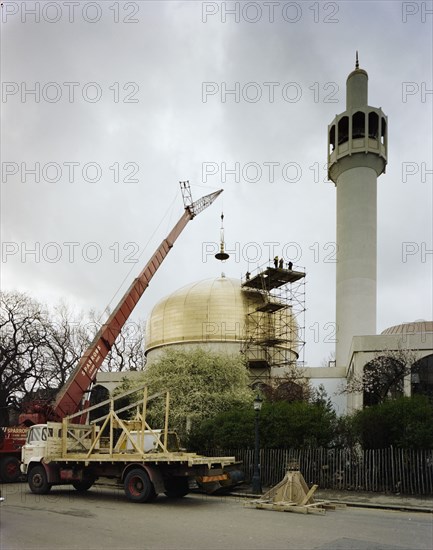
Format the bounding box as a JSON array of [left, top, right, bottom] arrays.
[[229, 485, 433, 513]]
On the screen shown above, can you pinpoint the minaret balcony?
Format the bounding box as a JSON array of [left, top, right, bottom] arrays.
[[327, 106, 388, 183]]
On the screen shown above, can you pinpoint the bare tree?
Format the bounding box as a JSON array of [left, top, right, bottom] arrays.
[[0, 291, 50, 424], [340, 346, 419, 405], [103, 321, 146, 372], [87, 310, 146, 372], [1, 292, 146, 426], [261, 365, 313, 403], [42, 303, 91, 389]]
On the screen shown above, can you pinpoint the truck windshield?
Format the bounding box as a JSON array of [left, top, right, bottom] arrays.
[[28, 427, 47, 443]]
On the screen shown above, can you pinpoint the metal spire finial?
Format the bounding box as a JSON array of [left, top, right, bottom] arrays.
[[215, 212, 229, 261], [355, 51, 359, 69]]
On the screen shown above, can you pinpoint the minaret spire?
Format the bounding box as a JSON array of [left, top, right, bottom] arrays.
[[215, 212, 230, 261], [355, 50, 359, 69]]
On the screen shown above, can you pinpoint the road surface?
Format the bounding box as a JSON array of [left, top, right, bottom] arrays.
[[1, 483, 432, 550]]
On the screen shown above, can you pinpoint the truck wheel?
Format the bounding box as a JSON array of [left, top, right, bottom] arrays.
[[28, 465, 52, 494], [0, 456, 21, 483], [164, 478, 189, 498], [124, 469, 156, 503], [72, 478, 95, 492]]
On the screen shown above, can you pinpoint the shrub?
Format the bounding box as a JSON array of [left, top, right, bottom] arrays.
[[188, 400, 337, 450], [353, 396, 433, 449]]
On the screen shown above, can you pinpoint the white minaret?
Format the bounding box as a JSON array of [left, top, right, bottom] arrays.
[[328, 55, 388, 368]]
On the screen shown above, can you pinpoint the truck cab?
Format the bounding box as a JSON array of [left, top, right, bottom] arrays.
[[21, 424, 48, 475]]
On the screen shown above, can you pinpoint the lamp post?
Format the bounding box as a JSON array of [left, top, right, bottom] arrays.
[[251, 394, 263, 494]]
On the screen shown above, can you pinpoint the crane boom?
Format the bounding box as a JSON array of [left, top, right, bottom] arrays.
[[53, 186, 223, 419]]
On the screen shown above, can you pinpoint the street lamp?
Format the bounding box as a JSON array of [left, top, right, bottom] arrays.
[[251, 394, 263, 494]]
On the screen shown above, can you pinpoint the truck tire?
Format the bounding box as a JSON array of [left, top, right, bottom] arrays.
[[72, 478, 95, 492], [28, 465, 52, 494], [0, 456, 21, 483], [164, 477, 189, 498], [124, 468, 156, 503]]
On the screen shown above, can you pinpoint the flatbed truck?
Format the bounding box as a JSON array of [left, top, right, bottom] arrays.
[[21, 386, 239, 502]]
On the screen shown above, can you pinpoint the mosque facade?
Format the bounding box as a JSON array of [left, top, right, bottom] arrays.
[[97, 59, 433, 412]]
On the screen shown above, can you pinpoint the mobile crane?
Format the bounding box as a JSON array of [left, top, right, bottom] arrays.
[[1, 183, 225, 487]]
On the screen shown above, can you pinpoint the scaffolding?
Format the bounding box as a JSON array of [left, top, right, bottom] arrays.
[[241, 263, 306, 385]]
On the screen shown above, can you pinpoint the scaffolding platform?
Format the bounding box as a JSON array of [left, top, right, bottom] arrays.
[[241, 264, 306, 384], [242, 267, 305, 291]]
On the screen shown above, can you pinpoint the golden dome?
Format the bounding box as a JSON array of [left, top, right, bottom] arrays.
[[145, 276, 299, 357], [145, 277, 247, 353]]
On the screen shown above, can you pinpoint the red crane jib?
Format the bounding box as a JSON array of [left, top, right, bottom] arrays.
[[53, 211, 192, 419], [51, 189, 222, 421]]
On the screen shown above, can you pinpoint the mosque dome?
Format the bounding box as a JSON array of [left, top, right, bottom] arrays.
[[381, 321, 433, 336], [145, 276, 246, 353], [145, 275, 299, 365]]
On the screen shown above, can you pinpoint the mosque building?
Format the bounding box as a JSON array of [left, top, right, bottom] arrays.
[[97, 57, 433, 412]]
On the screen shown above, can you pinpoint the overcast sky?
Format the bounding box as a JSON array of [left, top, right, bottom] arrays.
[[1, 0, 432, 368]]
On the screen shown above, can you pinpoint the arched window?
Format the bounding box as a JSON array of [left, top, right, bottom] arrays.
[[411, 354, 433, 401], [338, 116, 349, 145], [251, 381, 270, 393], [329, 124, 336, 153], [362, 356, 405, 406], [352, 111, 365, 139], [381, 117, 387, 145], [368, 112, 379, 140]]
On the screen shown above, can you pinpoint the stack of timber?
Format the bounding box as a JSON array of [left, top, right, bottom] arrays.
[[245, 468, 346, 515]]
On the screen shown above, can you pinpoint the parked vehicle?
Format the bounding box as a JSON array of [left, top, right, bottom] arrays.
[[21, 386, 239, 502]]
